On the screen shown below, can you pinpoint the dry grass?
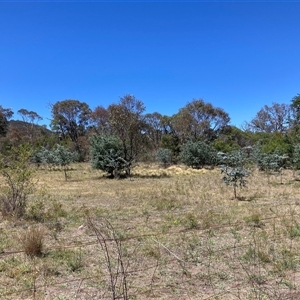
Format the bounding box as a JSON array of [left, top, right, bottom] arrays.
[[0, 163, 300, 299]]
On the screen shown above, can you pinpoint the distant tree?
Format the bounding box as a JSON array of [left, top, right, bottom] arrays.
[[246, 102, 291, 133], [180, 140, 217, 169], [0, 105, 13, 137], [156, 148, 172, 168], [90, 134, 128, 178], [172, 99, 230, 142], [143, 112, 164, 151], [212, 125, 252, 152], [253, 145, 289, 184], [90, 105, 110, 134], [174, 99, 230, 141], [291, 94, 300, 124], [18, 108, 43, 142], [50, 100, 91, 161], [108, 94, 146, 173]]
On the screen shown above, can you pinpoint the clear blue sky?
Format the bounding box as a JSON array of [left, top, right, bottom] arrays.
[[1, 1, 300, 129]]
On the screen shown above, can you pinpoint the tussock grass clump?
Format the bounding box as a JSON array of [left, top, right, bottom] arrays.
[[19, 226, 44, 258]]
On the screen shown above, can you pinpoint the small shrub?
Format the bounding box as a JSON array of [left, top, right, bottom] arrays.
[[289, 223, 300, 238], [156, 148, 172, 168], [0, 144, 36, 218], [182, 212, 199, 229]]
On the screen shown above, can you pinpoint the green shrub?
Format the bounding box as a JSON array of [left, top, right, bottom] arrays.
[[0, 144, 36, 218], [180, 140, 217, 168], [34, 144, 78, 180], [90, 134, 129, 178], [156, 148, 172, 167]]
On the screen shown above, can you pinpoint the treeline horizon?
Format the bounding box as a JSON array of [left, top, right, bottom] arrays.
[[1, 93, 300, 163]]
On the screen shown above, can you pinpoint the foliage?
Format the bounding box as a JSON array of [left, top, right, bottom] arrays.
[[34, 144, 78, 180], [172, 99, 230, 142], [17, 109, 43, 142], [143, 112, 164, 151], [0, 144, 36, 218], [249, 132, 291, 155], [254, 147, 289, 173], [156, 148, 172, 167], [108, 94, 146, 169], [50, 99, 92, 161], [245, 102, 291, 133], [180, 140, 217, 168], [160, 133, 181, 163], [90, 105, 110, 134], [212, 125, 252, 152], [253, 145, 289, 184], [90, 134, 129, 178], [0, 105, 13, 137], [291, 93, 300, 125], [219, 150, 250, 199], [291, 144, 300, 173]]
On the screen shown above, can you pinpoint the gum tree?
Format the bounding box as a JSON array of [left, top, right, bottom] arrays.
[[219, 150, 250, 199]]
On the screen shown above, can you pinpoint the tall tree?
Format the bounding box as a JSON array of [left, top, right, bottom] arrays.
[[172, 99, 230, 142], [0, 105, 13, 137], [50, 100, 91, 159], [246, 102, 291, 133], [143, 112, 164, 150], [90, 105, 110, 134], [291, 94, 300, 124], [17, 109, 43, 142], [107, 94, 146, 168]]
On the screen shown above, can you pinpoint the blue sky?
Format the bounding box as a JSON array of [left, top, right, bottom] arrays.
[[1, 1, 300, 129]]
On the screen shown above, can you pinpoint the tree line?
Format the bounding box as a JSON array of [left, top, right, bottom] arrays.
[[1, 93, 300, 170]]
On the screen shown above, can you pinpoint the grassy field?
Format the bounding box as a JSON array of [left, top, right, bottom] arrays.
[[1, 163, 300, 299]]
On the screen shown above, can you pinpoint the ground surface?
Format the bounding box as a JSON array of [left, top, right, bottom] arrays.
[[1, 163, 300, 299]]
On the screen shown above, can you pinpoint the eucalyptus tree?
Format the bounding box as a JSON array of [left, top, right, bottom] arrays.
[[143, 112, 164, 151], [90, 134, 128, 178], [246, 102, 291, 133], [218, 150, 250, 199], [0, 105, 13, 137], [18, 108, 43, 142], [253, 145, 289, 184], [107, 94, 147, 173], [34, 144, 78, 180], [90, 105, 110, 134], [172, 99, 230, 142], [156, 148, 172, 168], [50, 100, 92, 160]]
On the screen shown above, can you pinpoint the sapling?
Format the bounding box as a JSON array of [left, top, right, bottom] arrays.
[[218, 150, 250, 199], [35, 144, 78, 180]]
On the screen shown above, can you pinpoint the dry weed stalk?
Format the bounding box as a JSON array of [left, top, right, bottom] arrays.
[[86, 214, 129, 300]]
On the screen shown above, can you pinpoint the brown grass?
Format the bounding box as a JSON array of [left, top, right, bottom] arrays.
[[0, 163, 300, 299]]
